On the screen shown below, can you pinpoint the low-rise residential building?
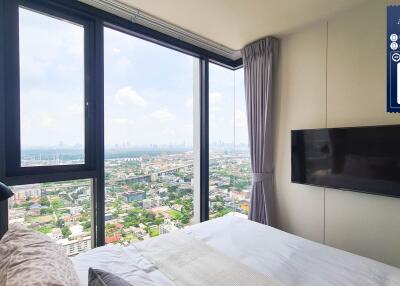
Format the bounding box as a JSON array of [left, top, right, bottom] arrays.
[[171, 204, 183, 212], [159, 221, 178, 235], [105, 213, 113, 221], [142, 198, 152, 209], [48, 228, 63, 240], [70, 206, 83, 215], [28, 203, 41, 216], [57, 236, 91, 256], [122, 190, 146, 203]]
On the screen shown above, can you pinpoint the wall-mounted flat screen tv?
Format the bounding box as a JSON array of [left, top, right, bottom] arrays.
[[291, 125, 400, 198]]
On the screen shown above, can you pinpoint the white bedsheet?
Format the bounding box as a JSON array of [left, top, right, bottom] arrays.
[[71, 216, 400, 286], [134, 231, 277, 286]]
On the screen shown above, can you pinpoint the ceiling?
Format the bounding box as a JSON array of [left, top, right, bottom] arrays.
[[116, 0, 369, 51]]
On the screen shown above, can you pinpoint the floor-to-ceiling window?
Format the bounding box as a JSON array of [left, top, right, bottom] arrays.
[[104, 27, 197, 244], [1, 0, 244, 246], [208, 64, 251, 219]]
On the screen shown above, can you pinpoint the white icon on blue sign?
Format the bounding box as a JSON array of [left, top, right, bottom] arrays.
[[392, 53, 400, 62]]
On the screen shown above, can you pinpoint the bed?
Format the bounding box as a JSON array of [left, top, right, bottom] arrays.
[[71, 216, 400, 286]]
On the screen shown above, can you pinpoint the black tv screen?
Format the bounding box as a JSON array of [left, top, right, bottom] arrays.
[[291, 125, 400, 198]]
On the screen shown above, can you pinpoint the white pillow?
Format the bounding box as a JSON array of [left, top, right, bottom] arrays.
[[0, 223, 80, 286]]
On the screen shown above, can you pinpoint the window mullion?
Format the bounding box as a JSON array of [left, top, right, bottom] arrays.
[[200, 58, 209, 222], [93, 18, 105, 247]]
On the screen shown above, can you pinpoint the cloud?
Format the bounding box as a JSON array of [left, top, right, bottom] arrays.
[[66, 42, 84, 58], [112, 48, 121, 53], [185, 97, 193, 108], [235, 111, 247, 128], [112, 118, 128, 125], [161, 128, 176, 136], [57, 64, 80, 72], [150, 109, 175, 121], [21, 115, 32, 131], [209, 92, 224, 112], [116, 57, 130, 68], [39, 112, 54, 128], [210, 92, 223, 105], [66, 104, 84, 115], [111, 118, 136, 127], [114, 86, 146, 106], [19, 8, 84, 82]]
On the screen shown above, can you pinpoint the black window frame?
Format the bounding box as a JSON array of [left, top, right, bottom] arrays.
[[4, 0, 97, 178], [0, 0, 242, 246], [1, 0, 103, 247]]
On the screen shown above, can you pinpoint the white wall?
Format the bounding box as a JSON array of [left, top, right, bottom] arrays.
[[274, 0, 400, 267]]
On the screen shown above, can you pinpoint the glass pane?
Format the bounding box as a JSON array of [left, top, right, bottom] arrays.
[[209, 64, 251, 219], [19, 8, 85, 167], [233, 69, 252, 214], [104, 28, 196, 245], [8, 179, 93, 256]]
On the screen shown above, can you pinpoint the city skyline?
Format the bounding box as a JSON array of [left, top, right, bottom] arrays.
[[20, 141, 250, 150]]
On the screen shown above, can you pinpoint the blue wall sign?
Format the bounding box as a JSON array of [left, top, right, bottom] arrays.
[[388, 6, 400, 113]]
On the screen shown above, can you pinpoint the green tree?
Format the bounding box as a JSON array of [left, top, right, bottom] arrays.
[[22, 201, 31, 210], [37, 225, 53, 234], [216, 208, 231, 218], [40, 196, 50, 207], [56, 219, 64, 228], [154, 216, 164, 225], [61, 226, 71, 238], [40, 207, 53, 215], [106, 223, 117, 237], [51, 198, 64, 209], [82, 221, 91, 231], [181, 213, 190, 224], [168, 185, 178, 192]]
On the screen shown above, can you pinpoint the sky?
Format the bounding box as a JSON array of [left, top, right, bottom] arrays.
[[19, 7, 249, 150]]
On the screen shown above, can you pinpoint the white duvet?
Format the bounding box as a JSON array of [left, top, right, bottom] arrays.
[[71, 216, 400, 286], [133, 230, 277, 286]]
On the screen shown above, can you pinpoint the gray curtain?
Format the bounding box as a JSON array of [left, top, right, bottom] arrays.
[[242, 37, 278, 225]]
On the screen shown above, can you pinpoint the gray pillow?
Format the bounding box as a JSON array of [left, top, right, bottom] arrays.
[[88, 267, 133, 286], [0, 223, 80, 286]]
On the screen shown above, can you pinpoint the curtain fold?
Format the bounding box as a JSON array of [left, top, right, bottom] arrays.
[[242, 37, 278, 225]]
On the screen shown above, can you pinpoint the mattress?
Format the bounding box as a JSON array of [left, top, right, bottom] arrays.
[[71, 216, 400, 286]]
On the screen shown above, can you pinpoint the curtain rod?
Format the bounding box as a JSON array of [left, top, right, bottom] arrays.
[[79, 0, 242, 60]]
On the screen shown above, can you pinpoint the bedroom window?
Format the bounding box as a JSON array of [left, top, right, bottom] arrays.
[[8, 179, 93, 256], [18, 7, 85, 167], [103, 27, 197, 244], [208, 64, 251, 219], [0, 0, 243, 245], [1, 1, 99, 244], [3, 3, 97, 178]]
